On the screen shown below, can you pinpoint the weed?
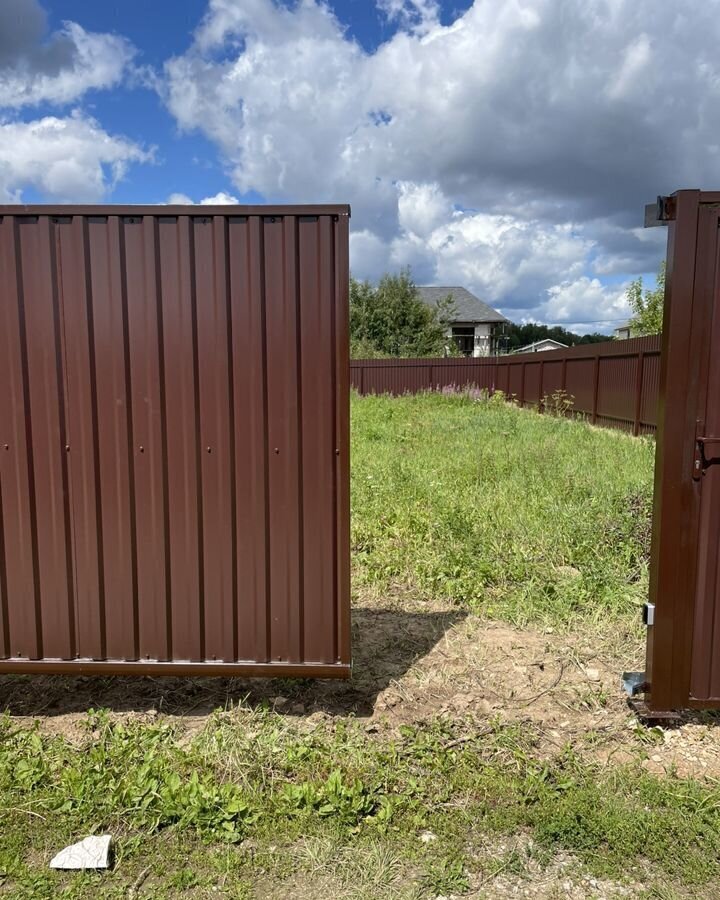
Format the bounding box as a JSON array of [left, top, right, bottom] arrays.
[[2, 710, 720, 895], [423, 854, 470, 894], [540, 388, 575, 416], [352, 391, 654, 628]]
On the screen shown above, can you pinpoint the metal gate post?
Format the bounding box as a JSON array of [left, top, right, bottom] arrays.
[[645, 190, 702, 711]]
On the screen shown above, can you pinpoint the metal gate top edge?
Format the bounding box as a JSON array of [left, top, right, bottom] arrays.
[[0, 203, 351, 217]]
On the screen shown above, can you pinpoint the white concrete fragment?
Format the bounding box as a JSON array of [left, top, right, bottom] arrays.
[[49, 835, 112, 870]]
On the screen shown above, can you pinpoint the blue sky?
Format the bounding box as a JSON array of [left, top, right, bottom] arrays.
[[36, 0, 474, 206], [3, 0, 715, 329]]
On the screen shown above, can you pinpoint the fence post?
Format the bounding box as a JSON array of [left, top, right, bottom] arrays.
[[538, 359, 545, 410], [360, 364, 365, 396], [591, 353, 600, 424], [633, 351, 645, 436], [429, 362, 434, 392], [561, 358, 567, 393], [519, 362, 526, 407]]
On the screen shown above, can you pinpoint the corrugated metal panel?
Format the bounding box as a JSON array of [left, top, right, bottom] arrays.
[[597, 355, 638, 425], [0, 206, 351, 677], [522, 362, 542, 408], [430, 362, 495, 391], [495, 361, 511, 394], [507, 363, 523, 400], [350, 335, 661, 434], [640, 352, 661, 431], [362, 364, 432, 395], [563, 358, 596, 415], [540, 360, 564, 400]]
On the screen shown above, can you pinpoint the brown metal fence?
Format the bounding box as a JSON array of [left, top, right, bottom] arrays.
[[0, 205, 351, 677], [351, 335, 661, 436]]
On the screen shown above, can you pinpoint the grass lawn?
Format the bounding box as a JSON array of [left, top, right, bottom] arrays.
[[352, 390, 655, 627], [2, 392, 719, 900]]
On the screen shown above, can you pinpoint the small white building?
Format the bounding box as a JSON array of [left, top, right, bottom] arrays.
[[614, 322, 632, 340], [416, 286, 508, 357], [514, 338, 569, 354]]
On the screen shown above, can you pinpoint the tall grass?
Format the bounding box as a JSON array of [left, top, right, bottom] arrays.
[[351, 390, 655, 627]]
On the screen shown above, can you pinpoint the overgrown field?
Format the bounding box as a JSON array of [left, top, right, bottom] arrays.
[[352, 390, 655, 626], [4, 392, 720, 900]]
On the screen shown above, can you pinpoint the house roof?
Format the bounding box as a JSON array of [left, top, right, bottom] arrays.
[[514, 338, 569, 353], [416, 286, 508, 324]]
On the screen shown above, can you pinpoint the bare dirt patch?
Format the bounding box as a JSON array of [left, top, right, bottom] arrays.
[[1, 591, 719, 778]]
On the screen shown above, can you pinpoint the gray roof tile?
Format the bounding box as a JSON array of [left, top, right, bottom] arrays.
[[416, 286, 508, 324]]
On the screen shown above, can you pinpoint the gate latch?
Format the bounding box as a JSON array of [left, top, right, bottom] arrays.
[[693, 436, 720, 480]]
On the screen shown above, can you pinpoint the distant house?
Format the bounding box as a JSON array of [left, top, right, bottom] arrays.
[[514, 338, 569, 354], [614, 322, 632, 340], [416, 286, 508, 357]]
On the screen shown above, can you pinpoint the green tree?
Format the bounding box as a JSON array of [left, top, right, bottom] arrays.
[[349, 268, 455, 358], [626, 261, 666, 336]]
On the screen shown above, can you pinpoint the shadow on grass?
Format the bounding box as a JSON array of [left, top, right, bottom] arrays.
[[0, 606, 466, 721]]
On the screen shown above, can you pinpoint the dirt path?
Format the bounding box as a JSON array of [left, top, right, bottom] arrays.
[[2, 592, 718, 780]]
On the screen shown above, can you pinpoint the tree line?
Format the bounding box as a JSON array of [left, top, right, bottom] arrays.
[[349, 262, 665, 358]]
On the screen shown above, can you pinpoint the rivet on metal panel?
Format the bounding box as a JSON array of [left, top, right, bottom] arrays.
[[65, 445, 70, 452], [139, 445, 145, 453], [274, 447, 280, 454], [3, 444, 8, 450], [335, 448, 340, 455], [206, 446, 212, 453]]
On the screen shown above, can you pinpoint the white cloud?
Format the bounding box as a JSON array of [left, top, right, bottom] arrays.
[[166, 192, 193, 204], [0, 1, 135, 109], [397, 181, 452, 237], [161, 0, 720, 323], [199, 191, 239, 204], [376, 0, 440, 34], [0, 113, 152, 202], [166, 191, 240, 204], [373, 181, 593, 313], [539, 277, 631, 330]]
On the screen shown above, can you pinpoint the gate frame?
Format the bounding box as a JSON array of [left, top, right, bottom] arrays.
[[645, 189, 720, 711]]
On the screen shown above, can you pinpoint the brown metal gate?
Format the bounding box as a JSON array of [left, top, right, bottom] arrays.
[[0, 204, 351, 677], [645, 190, 720, 710]]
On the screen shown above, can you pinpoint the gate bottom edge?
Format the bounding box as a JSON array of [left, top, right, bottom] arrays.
[[0, 659, 352, 679]]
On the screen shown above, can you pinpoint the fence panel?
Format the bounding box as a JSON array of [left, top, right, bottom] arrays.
[[351, 335, 661, 434], [0, 204, 351, 678], [596, 354, 640, 432]]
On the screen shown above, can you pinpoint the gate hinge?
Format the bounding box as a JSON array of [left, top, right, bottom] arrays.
[[644, 195, 676, 227], [622, 671, 648, 697], [643, 602, 655, 626], [693, 436, 720, 480]]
